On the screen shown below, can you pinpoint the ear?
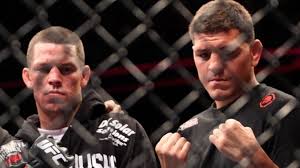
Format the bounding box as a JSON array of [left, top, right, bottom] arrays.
[[81, 65, 91, 88], [22, 68, 33, 89], [192, 45, 196, 52], [250, 39, 263, 67]]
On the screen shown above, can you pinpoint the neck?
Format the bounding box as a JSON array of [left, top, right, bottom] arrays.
[[215, 78, 259, 109], [37, 106, 79, 130]]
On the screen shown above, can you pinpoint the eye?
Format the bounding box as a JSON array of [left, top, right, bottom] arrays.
[[58, 65, 77, 75], [220, 48, 241, 61], [33, 65, 51, 74], [195, 50, 211, 60]]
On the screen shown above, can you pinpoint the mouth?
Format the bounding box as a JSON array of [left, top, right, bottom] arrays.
[[208, 77, 229, 86], [209, 78, 227, 82], [46, 91, 65, 96]]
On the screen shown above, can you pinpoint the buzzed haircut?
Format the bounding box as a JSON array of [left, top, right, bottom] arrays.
[[26, 26, 85, 67]]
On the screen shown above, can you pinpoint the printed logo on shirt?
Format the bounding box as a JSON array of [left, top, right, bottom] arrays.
[[178, 118, 198, 131], [70, 153, 116, 168], [260, 93, 276, 108], [96, 118, 136, 147]]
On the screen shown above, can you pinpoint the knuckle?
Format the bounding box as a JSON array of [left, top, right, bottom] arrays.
[[163, 132, 172, 139], [208, 134, 214, 142], [155, 145, 168, 154], [212, 128, 218, 134], [225, 119, 235, 125], [184, 141, 191, 150], [216, 137, 226, 148], [179, 136, 187, 142], [176, 152, 187, 161], [168, 149, 177, 156], [173, 132, 181, 139], [225, 119, 237, 129], [218, 123, 224, 129]]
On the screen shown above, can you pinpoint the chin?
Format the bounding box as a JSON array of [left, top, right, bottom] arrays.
[[209, 90, 232, 101], [44, 105, 64, 113], [211, 95, 227, 101]]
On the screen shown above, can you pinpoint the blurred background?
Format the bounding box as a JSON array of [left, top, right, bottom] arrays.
[[0, 0, 299, 145]]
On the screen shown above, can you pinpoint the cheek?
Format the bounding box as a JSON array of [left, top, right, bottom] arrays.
[[228, 57, 252, 81], [66, 76, 82, 91], [32, 74, 46, 91], [194, 61, 206, 82]]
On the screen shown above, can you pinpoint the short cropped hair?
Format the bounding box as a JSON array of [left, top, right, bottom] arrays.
[[26, 26, 85, 67], [189, 0, 254, 43]]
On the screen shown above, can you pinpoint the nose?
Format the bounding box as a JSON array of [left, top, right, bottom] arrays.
[[208, 53, 225, 75], [48, 66, 62, 87]]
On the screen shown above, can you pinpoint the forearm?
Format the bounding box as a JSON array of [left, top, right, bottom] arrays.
[[245, 148, 278, 168]]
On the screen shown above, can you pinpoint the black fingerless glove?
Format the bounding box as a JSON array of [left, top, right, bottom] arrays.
[[29, 135, 74, 168]]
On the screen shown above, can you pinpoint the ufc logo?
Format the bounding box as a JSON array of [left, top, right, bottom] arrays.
[[36, 139, 68, 165]]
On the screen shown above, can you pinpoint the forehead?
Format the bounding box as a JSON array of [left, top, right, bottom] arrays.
[[31, 42, 79, 65], [192, 29, 241, 50]]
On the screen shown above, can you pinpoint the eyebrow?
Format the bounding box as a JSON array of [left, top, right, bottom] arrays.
[[194, 48, 210, 55], [33, 62, 50, 68], [33, 62, 77, 68], [198, 43, 239, 51]]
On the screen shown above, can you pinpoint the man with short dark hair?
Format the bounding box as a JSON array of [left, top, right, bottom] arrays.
[[1, 26, 157, 168], [155, 1, 300, 168]]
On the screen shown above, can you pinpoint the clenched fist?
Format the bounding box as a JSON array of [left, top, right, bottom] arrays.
[[209, 119, 278, 168], [155, 133, 191, 168]]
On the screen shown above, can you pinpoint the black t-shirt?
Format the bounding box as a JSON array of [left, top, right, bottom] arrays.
[[178, 84, 300, 168]]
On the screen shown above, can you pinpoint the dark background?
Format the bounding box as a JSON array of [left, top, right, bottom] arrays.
[[0, 0, 299, 144]]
